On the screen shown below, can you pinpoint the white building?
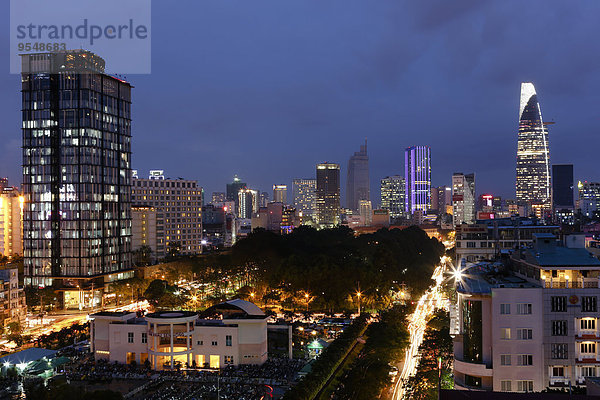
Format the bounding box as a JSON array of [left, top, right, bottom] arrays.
[[452, 234, 600, 392], [90, 299, 268, 370], [452, 173, 476, 227]]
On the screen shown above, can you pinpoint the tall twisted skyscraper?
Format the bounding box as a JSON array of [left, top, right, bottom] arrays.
[[346, 140, 369, 212], [516, 83, 551, 216]]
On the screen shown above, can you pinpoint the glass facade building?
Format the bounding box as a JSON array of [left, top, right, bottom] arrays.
[[452, 173, 476, 226], [316, 163, 340, 228], [346, 140, 369, 212], [516, 83, 551, 214], [21, 50, 133, 292], [404, 146, 431, 215]]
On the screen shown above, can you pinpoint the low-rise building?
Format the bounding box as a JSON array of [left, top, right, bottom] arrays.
[[452, 234, 600, 392], [456, 218, 559, 264], [90, 299, 267, 370]]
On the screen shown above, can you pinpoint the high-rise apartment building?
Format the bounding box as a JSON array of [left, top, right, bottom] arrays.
[[516, 83, 551, 217], [380, 175, 405, 219], [316, 163, 340, 228], [452, 173, 476, 226], [238, 188, 259, 220], [132, 171, 202, 258], [292, 178, 317, 221], [346, 140, 369, 212], [577, 181, 600, 219], [273, 185, 287, 204], [0, 187, 23, 258], [21, 51, 133, 303], [405, 146, 431, 215]]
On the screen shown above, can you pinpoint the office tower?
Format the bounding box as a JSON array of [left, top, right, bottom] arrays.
[[452, 173, 476, 226], [405, 146, 431, 215], [359, 200, 373, 226], [316, 162, 341, 228], [132, 171, 202, 258], [211, 192, 226, 205], [260, 192, 269, 208], [516, 83, 551, 217], [578, 181, 600, 219], [431, 185, 452, 216], [346, 140, 370, 211], [238, 188, 259, 220], [452, 233, 600, 392], [0, 187, 24, 258], [552, 164, 574, 224], [292, 178, 317, 221], [273, 185, 287, 205], [226, 175, 246, 215], [21, 51, 132, 305], [380, 176, 405, 219], [131, 206, 157, 264]]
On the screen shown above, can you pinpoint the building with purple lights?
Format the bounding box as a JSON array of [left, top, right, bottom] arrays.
[[405, 146, 431, 216]]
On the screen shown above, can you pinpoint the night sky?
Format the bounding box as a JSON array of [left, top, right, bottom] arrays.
[[1, 0, 600, 206]]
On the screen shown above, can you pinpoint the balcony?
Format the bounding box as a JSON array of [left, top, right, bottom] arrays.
[[544, 278, 599, 289], [454, 359, 493, 377]]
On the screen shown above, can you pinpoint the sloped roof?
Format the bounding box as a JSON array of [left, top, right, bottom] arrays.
[[0, 348, 56, 365], [225, 299, 265, 316]]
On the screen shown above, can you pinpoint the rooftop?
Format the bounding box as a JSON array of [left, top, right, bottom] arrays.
[[456, 263, 539, 295], [519, 247, 600, 267], [0, 348, 56, 366]]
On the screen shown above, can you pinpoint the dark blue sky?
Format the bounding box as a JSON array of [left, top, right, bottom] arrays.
[[2, 0, 600, 206]]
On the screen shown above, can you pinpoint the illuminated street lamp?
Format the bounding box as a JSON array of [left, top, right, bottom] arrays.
[[356, 291, 362, 315]]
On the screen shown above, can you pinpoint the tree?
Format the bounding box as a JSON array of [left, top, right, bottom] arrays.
[[133, 245, 153, 266], [166, 241, 182, 260], [7, 321, 24, 347]]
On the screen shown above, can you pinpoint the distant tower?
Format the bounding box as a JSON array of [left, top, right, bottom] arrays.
[[316, 162, 340, 228], [292, 179, 317, 221], [405, 146, 431, 215], [516, 82, 551, 217], [273, 184, 287, 204], [346, 139, 369, 212], [452, 173, 476, 226], [380, 176, 405, 219]]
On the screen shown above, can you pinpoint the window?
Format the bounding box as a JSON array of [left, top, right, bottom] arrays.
[[552, 367, 565, 377], [517, 354, 533, 366], [500, 355, 511, 366], [464, 374, 481, 388], [581, 367, 597, 377], [581, 319, 596, 330], [224, 356, 234, 364], [517, 380, 534, 392], [517, 328, 533, 340], [128, 332, 134, 343], [500, 304, 511, 315], [581, 343, 596, 354], [501, 328, 511, 340], [141, 333, 147, 344], [226, 335, 232, 347], [516, 303, 532, 315], [501, 380, 512, 392], [551, 344, 568, 359], [582, 297, 597, 312], [212, 341, 218, 346], [552, 320, 568, 336], [197, 340, 203, 345], [551, 296, 567, 312]]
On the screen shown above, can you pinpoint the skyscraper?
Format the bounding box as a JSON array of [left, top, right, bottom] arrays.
[[380, 175, 405, 219], [552, 164, 574, 210], [452, 173, 476, 226], [21, 51, 133, 306], [346, 140, 369, 211], [273, 184, 287, 204], [316, 163, 340, 228], [226, 175, 247, 216], [238, 188, 259, 219], [516, 82, 551, 216], [292, 178, 316, 221], [405, 146, 431, 215]]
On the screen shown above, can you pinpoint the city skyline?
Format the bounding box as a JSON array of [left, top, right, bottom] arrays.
[[2, 1, 600, 205]]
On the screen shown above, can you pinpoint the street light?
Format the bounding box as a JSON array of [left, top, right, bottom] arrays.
[[356, 291, 362, 315]]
